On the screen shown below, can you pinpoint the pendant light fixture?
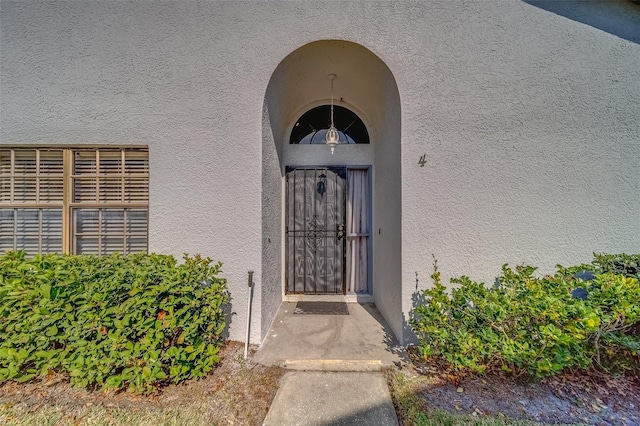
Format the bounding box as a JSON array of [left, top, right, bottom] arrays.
[[325, 74, 339, 155]]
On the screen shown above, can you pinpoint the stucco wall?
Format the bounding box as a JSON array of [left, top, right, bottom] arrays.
[[260, 100, 282, 341], [2, 1, 639, 344], [373, 80, 403, 343]]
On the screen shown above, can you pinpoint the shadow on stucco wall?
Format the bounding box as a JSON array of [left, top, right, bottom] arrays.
[[522, 0, 640, 44], [401, 271, 429, 347], [221, 289, 235, 341]]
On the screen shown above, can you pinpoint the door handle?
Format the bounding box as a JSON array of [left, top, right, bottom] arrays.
[[337, 224, 345, 241]]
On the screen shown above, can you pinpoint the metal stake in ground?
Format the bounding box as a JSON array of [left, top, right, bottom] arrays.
[[245, 270, 254, 359]]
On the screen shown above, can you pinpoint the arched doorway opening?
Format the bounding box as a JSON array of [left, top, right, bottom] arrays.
[[261, 40, 402, 342]]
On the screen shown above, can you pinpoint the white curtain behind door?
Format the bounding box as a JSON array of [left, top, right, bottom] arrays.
[[346, 169, 369, 293]]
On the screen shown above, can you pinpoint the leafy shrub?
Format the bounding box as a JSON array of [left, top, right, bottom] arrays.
[[410, 256, 640, 378], [593, 253, 640, 279], [0, 251, 229, 394], [558, 253, 640, 365], [557, 253, 640, 280]]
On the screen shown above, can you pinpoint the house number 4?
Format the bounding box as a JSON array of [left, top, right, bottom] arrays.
[[418, 154, 427, 167]]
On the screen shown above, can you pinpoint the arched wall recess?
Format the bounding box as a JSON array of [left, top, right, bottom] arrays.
[[261, 39, 403, 343]]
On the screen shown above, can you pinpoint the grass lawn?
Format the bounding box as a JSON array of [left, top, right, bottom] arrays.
[[1, 404, 211, 426]]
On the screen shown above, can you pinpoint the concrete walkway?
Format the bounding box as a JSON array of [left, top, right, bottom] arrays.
[[256, 302, 404, 425], [263, 371, 398, 426]]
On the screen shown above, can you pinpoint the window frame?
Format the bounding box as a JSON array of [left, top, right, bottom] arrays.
[[0, 146, 149, 255]]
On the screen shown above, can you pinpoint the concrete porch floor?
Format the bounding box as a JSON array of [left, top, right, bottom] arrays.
[[253, 302, 407, 370]]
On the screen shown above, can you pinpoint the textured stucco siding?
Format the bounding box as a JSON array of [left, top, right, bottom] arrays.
[[2, 1, 639, 344]]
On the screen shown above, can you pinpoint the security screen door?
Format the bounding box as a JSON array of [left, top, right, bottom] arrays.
[[285, 167, 346, 294]]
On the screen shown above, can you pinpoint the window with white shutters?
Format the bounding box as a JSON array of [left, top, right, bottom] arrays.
[[0, 147, 148, 256]]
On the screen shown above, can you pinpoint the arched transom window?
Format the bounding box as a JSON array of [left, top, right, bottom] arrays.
[[289, 105, 370, 145]]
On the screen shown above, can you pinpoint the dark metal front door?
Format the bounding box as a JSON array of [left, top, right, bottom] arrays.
[[285, 167, 346, 294]]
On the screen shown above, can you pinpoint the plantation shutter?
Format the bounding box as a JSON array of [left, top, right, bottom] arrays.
[[0, 149, 64, 255], [71, 148, 149, 255]]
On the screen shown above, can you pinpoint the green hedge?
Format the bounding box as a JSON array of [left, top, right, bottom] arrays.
[[558, 253, 640, 280], [590, 253, 639, 279], [0, 251, 229, 394], [410, 255, 640, 378]]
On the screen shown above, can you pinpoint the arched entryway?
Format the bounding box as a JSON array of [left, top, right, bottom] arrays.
[[261, 40, 402, 342]]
